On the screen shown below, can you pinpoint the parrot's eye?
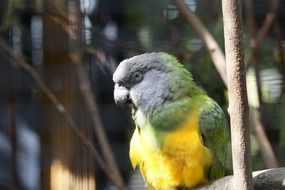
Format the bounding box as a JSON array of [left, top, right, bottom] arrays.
[[132, 71, 143, 83]]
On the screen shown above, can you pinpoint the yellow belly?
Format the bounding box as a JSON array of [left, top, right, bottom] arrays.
[[130, 111, 213, 190]]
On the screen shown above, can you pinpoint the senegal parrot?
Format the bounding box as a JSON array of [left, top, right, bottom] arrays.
[[113, 52, 229, 190]]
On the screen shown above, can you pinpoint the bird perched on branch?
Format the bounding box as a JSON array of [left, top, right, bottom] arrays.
[[113, 52, 229, 190]]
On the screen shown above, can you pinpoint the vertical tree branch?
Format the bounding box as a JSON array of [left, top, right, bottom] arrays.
[[221, 0, 253, 189]]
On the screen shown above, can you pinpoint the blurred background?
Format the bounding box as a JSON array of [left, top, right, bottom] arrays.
[[0, 0, 284, 189]]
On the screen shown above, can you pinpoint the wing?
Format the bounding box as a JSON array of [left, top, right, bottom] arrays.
[[198, 96, 230, 180]]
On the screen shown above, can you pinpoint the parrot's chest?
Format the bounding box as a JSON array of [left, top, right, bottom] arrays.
[[130, 112, 213, 190]]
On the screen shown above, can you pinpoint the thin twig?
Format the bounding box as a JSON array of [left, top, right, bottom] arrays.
[[67, 2, 126, 188], [246, 0, 279, 69], [273, 9, 285, 85], [46, 11, 145, 53], [71, 52, 126, 190], [250, 110, 279, 168], [4, 61, 19, 188], [174, 0, 227, 86], [244, 0, 279, 168], [0, 37, 120, 187], [90, 26, 146, 53]]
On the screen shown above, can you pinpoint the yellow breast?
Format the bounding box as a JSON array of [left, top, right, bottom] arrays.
[[129, 111, 213, 190]]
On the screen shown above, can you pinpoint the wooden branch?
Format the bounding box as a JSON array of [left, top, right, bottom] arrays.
[[0, 38, 121, 188], [191, 167, 285, 190], [221, 0, 253, 189], [174, 0, 227, 86]]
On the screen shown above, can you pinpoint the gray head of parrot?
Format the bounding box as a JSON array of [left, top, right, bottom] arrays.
[[112, 52, 171, 113]]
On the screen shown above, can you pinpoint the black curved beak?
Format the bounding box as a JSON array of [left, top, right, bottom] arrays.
[[114, 84, 132, 107]]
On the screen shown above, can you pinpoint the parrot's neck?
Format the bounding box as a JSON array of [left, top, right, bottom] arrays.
[[132, 109, 147, 128], [132, 95, 205, 149], [132, 108, 164, 149]]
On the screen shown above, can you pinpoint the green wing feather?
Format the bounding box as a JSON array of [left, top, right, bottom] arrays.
[[198, 96, 230, 180]]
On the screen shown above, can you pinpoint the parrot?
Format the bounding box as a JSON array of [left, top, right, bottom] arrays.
[[113, 52, 229, 190]]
